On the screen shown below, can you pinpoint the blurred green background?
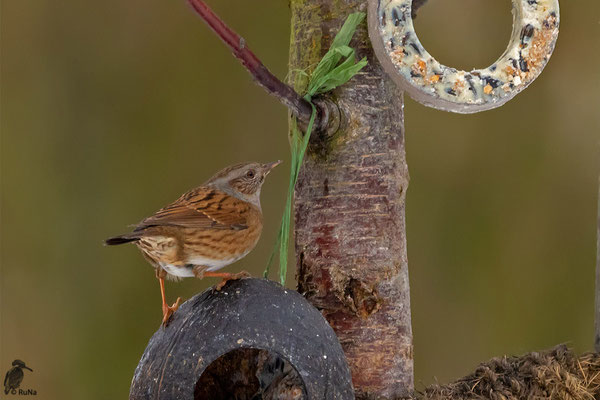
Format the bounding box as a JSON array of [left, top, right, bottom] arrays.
[[1, 0, 598, 398]]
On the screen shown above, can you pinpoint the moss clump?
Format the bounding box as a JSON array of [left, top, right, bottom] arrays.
[[417, 345, 599, 400]]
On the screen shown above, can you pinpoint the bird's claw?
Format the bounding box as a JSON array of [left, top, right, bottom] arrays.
[[161, 297, 182, 327]]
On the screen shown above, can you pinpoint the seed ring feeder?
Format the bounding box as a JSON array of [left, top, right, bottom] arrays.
[[368, 0, 560, 113]]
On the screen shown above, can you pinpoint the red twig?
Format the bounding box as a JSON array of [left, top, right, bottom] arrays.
[[186, 0, 315, 126]]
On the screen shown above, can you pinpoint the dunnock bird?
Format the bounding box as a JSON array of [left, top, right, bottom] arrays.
[[105, 161, 281, 325]]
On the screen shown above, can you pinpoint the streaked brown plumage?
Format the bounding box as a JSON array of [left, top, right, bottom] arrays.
[[106, 161, 281, 325]]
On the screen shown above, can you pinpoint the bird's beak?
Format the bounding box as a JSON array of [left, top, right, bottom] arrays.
[[263, 160, 282, 174], [23, 366, 32, 372]]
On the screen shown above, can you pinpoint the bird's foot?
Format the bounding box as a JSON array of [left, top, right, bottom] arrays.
[[161, 297, 182, 327]]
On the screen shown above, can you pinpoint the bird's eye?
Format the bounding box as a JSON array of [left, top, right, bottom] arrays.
[[246, 170, 255, 178]]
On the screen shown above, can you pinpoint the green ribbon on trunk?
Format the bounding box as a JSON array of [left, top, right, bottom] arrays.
[[264, 12, 367, 285]]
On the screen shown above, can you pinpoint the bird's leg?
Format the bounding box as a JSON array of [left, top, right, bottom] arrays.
[[192, 265, 207, 279], [207, 271, 251, 290], [159, 278, 182, 326], [192, 265, 250, 290], [156, 268, 182, 327]]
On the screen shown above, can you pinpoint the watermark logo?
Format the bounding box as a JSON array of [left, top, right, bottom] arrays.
[[3, 360, 36, 396]]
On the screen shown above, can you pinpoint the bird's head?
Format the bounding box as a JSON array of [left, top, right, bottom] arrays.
[[206, 161, 281, 207], [12, 360, 32, 372]]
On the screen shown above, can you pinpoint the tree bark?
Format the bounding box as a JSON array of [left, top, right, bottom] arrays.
[[290, 2, 414, 398]]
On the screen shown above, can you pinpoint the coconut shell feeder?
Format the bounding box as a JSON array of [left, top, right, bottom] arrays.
[[130, 278, 354, 400]]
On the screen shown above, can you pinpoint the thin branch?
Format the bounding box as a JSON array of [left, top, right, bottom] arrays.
[[186, 0, 315, 126]]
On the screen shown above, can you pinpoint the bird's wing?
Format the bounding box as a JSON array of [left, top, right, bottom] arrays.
[[135, 188, 250, 231]]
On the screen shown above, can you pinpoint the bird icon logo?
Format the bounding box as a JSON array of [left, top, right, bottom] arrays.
[[3, 360, 33, 395]]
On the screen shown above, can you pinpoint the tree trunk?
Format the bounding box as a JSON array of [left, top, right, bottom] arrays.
[[289, 2, 414, 398]]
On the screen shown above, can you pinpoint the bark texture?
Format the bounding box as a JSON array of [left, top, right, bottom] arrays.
[[290, 1, 414, 398]]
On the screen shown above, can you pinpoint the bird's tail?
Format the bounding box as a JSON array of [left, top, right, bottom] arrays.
[[104, 234, 140, 246]]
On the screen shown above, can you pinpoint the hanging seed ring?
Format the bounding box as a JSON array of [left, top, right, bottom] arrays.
[[368, 0, 560, 113]]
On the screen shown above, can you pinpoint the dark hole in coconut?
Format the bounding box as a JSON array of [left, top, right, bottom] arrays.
[[195, 348, 307, 400]]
